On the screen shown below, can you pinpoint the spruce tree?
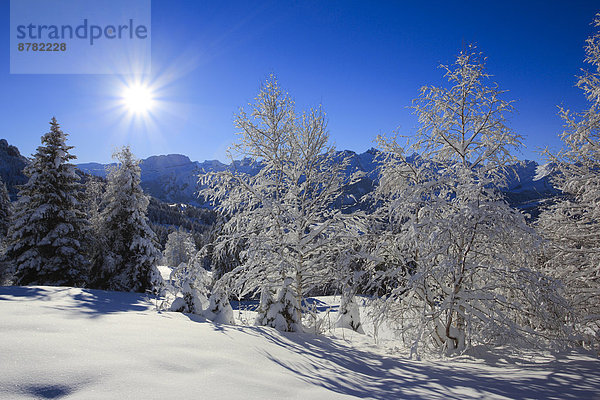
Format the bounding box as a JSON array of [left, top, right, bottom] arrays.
[[0, 179, 11, 282], [6, 118, 89, 286], [0, 179, 10, 240], [91, 146, 160, 292]]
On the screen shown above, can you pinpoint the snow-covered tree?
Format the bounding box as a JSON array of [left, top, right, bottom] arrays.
[[82, 176, 105, 268], [205, 284, 234, 325], [5, 118, 89, 286], [200, 75, 364, 331], [254, 277, 302, 332], [0, 179, 12, 283], [163, 228, 197, 268], [335, 288, 364, 334], [538, 14, 600, 341], [372, 46, 566, 354], [199, 216, 245, 281], [90, 146, 161, 293], [168, 252, 212, 314], [254, 286, 276, 326]]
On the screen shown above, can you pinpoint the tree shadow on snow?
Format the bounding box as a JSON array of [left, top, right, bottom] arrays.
[[0, 286, 69, 301], [23, 384, 72, 399], [256, 330, 600, 400], [68, 289, 150, 317], [0, 286, 150, 318]]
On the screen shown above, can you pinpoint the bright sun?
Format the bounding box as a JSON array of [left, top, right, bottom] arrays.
[[121, 84, 154, 114]]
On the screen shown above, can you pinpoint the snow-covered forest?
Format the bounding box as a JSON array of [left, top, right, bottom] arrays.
[[2, 12, 600, 400]]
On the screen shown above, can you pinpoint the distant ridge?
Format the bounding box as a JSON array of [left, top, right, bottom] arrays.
[[0, 139, 559, 214], [77, 150, 559, 213]]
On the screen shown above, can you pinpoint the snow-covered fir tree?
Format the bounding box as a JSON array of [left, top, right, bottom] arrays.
[[5, 118, 89, 286], [168, 252, 212, 314], [91, 146, 161, 292], [205, 284, 234, 324], [163, 228, 197, 268], [82, 176, 105, 269], [0, 179, 12, 283], [200, 75, 364, 331], [0, 179, 11, 239], [371, 47, 566, 354], [335, 288, 364, 334], [254, 285, 276, 326], [254, 277, 301, 332], [538, 14, 600, 344], [0, 179, 10, 240]]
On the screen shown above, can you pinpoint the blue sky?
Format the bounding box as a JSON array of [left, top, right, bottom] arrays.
[[1, 0, 599, 163]]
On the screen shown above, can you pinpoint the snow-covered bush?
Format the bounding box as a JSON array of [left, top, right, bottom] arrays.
[[90, 146, 161, 293], [255, 277, 302, 332], [168, 253, 212, 314], [200, 75, 365, 325], [205, 285, 234, 325], [371, 46, 568, 354], [254, 286, 276, 327], [538, 14, 600, 347], [335, 290, 364, 334], [6, 118, 89, 286]]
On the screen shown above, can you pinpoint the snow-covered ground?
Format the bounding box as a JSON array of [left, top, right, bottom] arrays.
[[1, 286, 599, 400]]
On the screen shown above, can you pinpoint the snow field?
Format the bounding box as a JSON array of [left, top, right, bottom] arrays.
[[1, 286, 599, 399]]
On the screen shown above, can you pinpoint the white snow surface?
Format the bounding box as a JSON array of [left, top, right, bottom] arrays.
[[1, 286, 599, 400]]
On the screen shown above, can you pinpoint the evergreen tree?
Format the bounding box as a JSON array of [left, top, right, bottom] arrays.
[[83, 176, 105, 267], [205, 284, 234, 324], [6, 118, 89, 286], [0, 179, 12, 283], [168, 252, 212, 314], [91, 146, 160, 292], [0, 179, 10, 240], [254, 277, 301, 332]]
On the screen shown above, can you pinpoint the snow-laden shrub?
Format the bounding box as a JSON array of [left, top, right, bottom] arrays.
[[167, 253, 212, 314], [335, 290, 364, 334], [205, 286, 234, 325], [255, 277, 301, 332], [254, 286, 276, 327]]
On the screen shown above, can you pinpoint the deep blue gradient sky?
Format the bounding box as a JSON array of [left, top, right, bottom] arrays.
[[1, 1, 599, 163]]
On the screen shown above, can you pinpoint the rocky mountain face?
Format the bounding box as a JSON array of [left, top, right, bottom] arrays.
[[78, 150, 559, 213], [78, 154, 261, 207], [0, 139, 29, 200], [0, 138, 559, 214], [503, 160, 559, 218]]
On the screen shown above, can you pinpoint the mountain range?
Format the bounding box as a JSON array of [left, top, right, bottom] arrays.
[[79, 150, 558, 214], [0, 139, 559, 215]]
